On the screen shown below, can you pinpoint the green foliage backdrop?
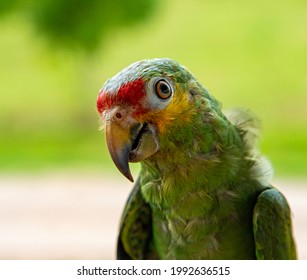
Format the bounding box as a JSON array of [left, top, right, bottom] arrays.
[[0, 0, 306, 177], [0, 0, 156, 49]]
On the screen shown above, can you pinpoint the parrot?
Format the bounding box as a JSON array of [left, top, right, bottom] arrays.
[[96, 58, 297, 260]]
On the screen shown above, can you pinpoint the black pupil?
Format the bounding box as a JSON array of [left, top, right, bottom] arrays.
[[159, 82, 169, 95]]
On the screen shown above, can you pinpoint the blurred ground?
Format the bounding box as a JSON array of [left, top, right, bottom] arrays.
[[0, 173, 305, 260]]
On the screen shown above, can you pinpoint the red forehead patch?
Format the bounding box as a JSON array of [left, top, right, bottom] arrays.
[[96, 78, 145, 113]]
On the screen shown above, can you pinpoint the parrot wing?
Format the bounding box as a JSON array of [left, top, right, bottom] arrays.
[[253, 188, 297, 259], [117, 177, 155, 259]]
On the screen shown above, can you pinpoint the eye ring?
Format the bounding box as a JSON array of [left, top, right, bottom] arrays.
[[154, 79, 172, 99]]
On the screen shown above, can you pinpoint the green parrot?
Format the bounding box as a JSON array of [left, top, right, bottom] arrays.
[[96, 58, 296, 260]]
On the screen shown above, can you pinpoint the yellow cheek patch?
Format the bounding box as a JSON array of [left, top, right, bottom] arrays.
[[138, 86, 196, 134]]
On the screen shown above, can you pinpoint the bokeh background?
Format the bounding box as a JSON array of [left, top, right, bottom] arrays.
[[0, 0, 306, 259]]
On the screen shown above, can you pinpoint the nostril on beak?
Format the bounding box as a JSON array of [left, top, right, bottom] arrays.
[[115, 112, 122, 119]]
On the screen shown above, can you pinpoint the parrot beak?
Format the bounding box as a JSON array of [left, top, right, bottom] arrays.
[[105, 108, 159, 182]]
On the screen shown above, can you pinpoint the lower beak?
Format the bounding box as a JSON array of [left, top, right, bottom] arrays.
[[105, 113, 159, 182]]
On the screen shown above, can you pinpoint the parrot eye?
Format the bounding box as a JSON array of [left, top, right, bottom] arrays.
[[155, 79, 172, 99]]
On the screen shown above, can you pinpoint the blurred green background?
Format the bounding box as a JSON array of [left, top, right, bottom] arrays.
[[0, 0, 307, 177]]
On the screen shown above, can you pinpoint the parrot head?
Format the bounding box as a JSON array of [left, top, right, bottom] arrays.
[[97, 58, 215, 182]]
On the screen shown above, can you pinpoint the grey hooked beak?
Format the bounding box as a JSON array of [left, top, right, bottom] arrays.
[[104, 109, 159, 182]]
